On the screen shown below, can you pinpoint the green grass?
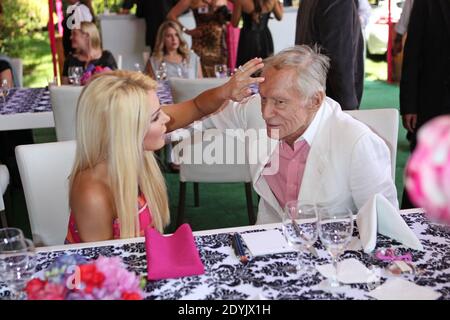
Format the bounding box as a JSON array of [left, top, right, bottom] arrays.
[[12, 31, 53, 88]]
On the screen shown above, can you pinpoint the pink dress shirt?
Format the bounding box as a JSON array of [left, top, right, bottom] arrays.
[[263, 140, 311, 210]]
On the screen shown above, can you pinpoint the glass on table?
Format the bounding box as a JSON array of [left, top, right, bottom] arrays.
[[1, 78, 10, 103], [317, 206, 353, 289], [214, 64, 228, 78], [156, 62, 167, 81], [0, 229, 36, 300], [68, 66, 84, 85], [281, 201, 318, 274]]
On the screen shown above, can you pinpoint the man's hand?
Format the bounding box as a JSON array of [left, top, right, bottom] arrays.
[[402, 114, 417, 132]]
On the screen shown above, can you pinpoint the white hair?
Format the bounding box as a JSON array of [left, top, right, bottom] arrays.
[[263, 45, 330, 98]]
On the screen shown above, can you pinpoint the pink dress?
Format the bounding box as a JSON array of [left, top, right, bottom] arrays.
[[65, 193, 152, 244]]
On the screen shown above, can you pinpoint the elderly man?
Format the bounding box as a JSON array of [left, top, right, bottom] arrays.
[[198, 45, 398, 224]]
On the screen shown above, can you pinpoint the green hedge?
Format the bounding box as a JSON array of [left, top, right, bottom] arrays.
[[0, 0, 49, 56]]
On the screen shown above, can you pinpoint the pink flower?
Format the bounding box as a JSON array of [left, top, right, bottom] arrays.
[[406, 115, 450, 224], [26, 278, 66, 300], [25, 255, 144, 300]]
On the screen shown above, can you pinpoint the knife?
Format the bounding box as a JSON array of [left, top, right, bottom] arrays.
[[291, 219, 319, 258]]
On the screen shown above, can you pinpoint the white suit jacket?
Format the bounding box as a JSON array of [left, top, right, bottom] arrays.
[[203, 95, 399, 224]]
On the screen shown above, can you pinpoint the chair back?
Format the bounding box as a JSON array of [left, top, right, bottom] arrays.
[[10, 58, 23, 87], [0, 164, 9, 211], [169, 77, 251, 183], [345, 108, 399, 180], [50, 85, 83, 141], [169, 77, 229, 103], [16, 141, 76, 246]]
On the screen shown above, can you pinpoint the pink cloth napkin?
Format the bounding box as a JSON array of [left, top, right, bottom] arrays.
[[145, 223, 205, 280]]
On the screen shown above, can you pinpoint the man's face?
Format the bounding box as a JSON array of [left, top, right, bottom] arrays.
[[259, 67, 321, 145]]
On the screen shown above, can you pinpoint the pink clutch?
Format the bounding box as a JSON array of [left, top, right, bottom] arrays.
[[145, 223, 205, 280]]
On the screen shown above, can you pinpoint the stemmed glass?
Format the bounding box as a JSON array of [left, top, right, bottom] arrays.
[[1, 78, 9, 103], [0, 228, 36, 300], [214, 64, 228, 78], [156, 62, 167, 81], [281, 201, 318, 274], [68, 66, 84, 85], [318, 206, 353, 289]]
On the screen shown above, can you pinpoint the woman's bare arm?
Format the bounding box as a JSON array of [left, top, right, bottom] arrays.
[[162, 58, 264, 131]]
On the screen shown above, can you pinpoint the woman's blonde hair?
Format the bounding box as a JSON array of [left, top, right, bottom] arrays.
[[79, 21, 102, 51], [152, 20, 190, 62], [70, 70, 170, 238]]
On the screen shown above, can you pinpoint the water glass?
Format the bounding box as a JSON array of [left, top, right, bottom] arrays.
[[281, 201, 318, 274], [214, 64, 228, 78], [68, 66, 83, 85], [318, 206, 353, 289], [156, 62, 167, 81], [0, 229, 36, 300], [1, 78, 9, 103]]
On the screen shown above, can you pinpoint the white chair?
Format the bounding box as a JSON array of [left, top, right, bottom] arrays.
[[50, 85, 83, 141], [346, 108, 399, 180], [16, 141, 76, 246], [168, 78, 256, 226], [10, 58, 23, 87], [169, 77, 229, 102], [0, 164, 10, 227]]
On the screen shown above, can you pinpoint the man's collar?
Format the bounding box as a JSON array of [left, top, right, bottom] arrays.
[[283, 104, 325, 147]]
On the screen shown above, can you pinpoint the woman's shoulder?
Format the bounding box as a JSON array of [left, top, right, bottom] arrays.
[[67, 53, 83, 64], [70, 170, 113, 214], [101, 50, 115, 59]]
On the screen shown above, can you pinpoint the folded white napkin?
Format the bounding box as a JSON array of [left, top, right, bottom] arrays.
[[356, 193, 424, 253], [316, 258, 379, 284], [368, 278, 441, 300], [240, 230, 292, 256]]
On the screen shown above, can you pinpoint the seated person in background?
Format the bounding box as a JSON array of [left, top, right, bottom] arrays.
[[0, 55, 18, 88], [66, 58, 263, 243], [144, 20, 203, 172], [145, 20, 203, 80], [62, 22, 117, 85], [0, 60, 14, 88], [0, 55, 34, 190], [62, 0, 95, 57], [199, 45, 398, 224]]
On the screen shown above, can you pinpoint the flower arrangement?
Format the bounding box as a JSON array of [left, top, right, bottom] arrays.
[[80, 64, 112, 85], [25, 254, 146, 300], [405, 115, 450, 225]]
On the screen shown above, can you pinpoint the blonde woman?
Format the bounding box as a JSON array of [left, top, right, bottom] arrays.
[[65, 58, 264, 243], [62, 22, 117, 84], [145, 20, 203, 80]]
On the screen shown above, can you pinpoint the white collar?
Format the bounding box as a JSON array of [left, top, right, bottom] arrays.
[[284, 103, 325, 147]]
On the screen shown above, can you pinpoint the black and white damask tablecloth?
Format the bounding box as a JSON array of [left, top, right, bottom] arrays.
[[0, 83, 172, 116], [1, 210, 449, 300]]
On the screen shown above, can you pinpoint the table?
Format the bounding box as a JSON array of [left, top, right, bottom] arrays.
[[0, 209, 448, 300], [0, 83, 173, 132], [0, 87, 54, 131]]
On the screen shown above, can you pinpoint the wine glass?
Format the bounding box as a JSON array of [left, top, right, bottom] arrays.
[[1, 78, 10, 103], [214, 64, 228, 78], [318, 206, 353, 289], [156, 62, 167, 81], [0, 229, 35, 300], [68, 66, 84, 85], [281, 201, 318, 274]]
